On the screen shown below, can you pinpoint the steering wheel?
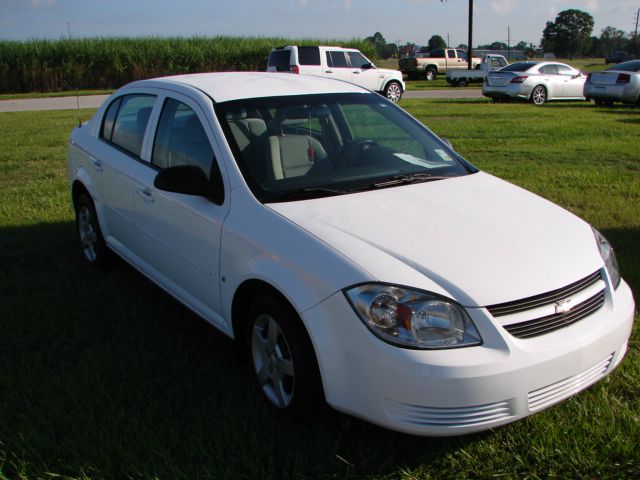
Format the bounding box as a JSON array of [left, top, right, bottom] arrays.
[[341, 139, 379, 167]]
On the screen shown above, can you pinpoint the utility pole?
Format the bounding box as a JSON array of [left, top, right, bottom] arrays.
[[507, 26, 511, 60], [447, 32, 450, 48], [467, 0, 473, 70], [634, 8, 639, 57]]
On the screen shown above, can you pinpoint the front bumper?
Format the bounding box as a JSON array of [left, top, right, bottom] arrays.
[[303, 279, 635, 436]]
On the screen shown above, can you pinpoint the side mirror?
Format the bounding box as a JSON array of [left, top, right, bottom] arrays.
[[361, 62, 373, 70], [154, 165, 223, 203]]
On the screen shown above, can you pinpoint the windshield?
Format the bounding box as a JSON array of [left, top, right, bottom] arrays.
[[215, 93, 476, 202]]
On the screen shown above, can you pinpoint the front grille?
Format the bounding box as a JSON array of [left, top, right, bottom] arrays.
[[503, 290, 605, 338], [386, 399, 514, 429], [487, 271, 605, 339], [528, 353, 614, 411]]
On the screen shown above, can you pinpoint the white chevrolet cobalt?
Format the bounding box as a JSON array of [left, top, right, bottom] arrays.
[[67, 72, 635, 436]]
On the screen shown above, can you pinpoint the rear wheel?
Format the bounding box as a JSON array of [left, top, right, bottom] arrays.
[[457, 78, 468, 87], [531, 85, 547, 105], [383, 81, 402, 103], [425, 68, 437, 81], [74, 193, 110, 268], [247, 296, 323, 416]]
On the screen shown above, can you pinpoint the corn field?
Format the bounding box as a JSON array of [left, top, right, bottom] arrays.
[[0, 36, 375, 93]]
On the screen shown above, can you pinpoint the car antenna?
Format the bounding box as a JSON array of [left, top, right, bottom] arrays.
[[67, 22, 81, 128]]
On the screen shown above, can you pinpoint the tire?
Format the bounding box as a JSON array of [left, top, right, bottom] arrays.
[[247, 295, 323, 416], [383, 81, 402, 103], [457, 78, 468, 87], [530, 85, 547, 105], [74, 193, 110, 268], [425, 68, 437, 81]]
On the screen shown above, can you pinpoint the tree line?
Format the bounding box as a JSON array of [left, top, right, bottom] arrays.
[[367, 8, 637, 59]]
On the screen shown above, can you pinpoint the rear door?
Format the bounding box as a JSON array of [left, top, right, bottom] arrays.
[[93, 93, 157, 259], [131, 93, 229, 325], [324, 50, 353, 84]]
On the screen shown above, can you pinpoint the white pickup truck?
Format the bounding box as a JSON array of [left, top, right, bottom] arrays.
[[446, 54, 509, 87], [399, 48, 482, 81], [267, 45, 406, 102]]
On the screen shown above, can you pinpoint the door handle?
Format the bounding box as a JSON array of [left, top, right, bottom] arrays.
[[136, 187, 154, 203], [353, 71, 360, 74], [90, 157, 103, 173], [325, 70, 333, 73]]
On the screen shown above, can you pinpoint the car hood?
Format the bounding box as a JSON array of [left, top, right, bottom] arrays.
[[267, 172, 602, 307]]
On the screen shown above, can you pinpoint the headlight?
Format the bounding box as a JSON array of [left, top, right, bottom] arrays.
[[593, 227, 621, 289], [344, 284, 482, 349]]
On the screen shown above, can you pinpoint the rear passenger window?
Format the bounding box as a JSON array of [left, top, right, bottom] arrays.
[[152, 98, 215, 177], [107, 94, 156, 157], [539, 65, 558, 75], [298, 47, 320, 66], [326, 51, 348, 68]]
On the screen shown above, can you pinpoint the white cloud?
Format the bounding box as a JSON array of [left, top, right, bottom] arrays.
[[30, 0, 56, 7], [490, 0, 517, 15]]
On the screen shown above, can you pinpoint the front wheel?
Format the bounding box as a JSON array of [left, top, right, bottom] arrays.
[[247, 296, 323, 415], [531, 85, 547, 105], [383, 81, 402, 103], [457, 78, 468, 87]]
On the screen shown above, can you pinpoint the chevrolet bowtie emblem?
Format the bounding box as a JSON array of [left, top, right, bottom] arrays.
[[555, 298, 575, 314]]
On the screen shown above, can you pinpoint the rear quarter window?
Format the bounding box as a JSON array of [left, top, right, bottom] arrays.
[[298, 47, 320, 66]]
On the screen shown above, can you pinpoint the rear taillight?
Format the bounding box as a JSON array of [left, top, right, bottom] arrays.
[[290, 65, 299, 74], [617, 73, 630, 84], [585, 73, 592, 84], [511, 76, 528, 83]]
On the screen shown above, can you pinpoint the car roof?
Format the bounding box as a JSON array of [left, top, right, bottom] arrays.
[[127, 72, 368, 103], [606, 60, 640, 72]]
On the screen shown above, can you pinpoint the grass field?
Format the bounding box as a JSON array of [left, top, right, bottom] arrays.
[[0, 100, 638, 479]]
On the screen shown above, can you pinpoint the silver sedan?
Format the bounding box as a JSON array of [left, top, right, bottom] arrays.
[[584, 60, 640, 106], [483, 61, 586, 105]]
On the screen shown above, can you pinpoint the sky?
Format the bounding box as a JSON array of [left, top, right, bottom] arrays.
[[1, 0, 638, 48]]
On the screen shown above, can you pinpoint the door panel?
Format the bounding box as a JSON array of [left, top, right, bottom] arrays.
[[130, 95, 228, 322]]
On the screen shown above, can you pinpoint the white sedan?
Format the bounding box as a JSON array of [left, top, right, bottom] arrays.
[[483, 61, 586, 105], [68, 72, 634, 436], [584, 60, 640, 106]]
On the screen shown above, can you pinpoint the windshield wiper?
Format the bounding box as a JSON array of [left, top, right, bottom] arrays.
[[264, 187, 347, 203], [369, 173, 452, 189]]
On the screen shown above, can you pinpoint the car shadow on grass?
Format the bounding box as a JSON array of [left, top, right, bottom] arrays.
[[0, 221, 492, 479], [1, 221, 637, 479]]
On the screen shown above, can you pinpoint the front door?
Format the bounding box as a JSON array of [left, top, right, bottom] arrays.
[[131, 94, 229, 325]]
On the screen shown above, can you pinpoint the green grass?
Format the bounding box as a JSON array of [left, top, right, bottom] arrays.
[[0, 101, 638, 479]]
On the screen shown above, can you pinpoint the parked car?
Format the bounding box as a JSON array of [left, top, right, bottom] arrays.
[[605, 51, 634, 65], [267, 45, 405, 102], [483, 61, 586, 105], [584, 60, 640, 106], [68, 72, 634, 437], [399, 48, 482, 81], [446, 54, 508, 86]]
